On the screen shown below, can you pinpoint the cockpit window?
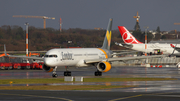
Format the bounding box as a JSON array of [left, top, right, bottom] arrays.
[[45, 55, 57, 58]]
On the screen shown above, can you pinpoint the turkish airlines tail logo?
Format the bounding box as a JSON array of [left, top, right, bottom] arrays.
[[118, 26, 143, 44]]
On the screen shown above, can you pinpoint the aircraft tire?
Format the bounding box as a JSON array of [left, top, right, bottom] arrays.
[[95, 71, 102, 76], [67, 71, 71, 76], [64, 72, 67, 76], [52, 74, 58, 78], [64, 71, 71, 76]]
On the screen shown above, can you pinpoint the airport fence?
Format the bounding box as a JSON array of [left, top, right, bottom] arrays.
[[112, 57, 180, 67]]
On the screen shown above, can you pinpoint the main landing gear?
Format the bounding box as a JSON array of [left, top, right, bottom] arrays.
[[64, 71, 71, 76], [64, 66, 71, 76], [94, 71, 102, 76], [52, 66, 71, 77], [52, 66, 101, 77]]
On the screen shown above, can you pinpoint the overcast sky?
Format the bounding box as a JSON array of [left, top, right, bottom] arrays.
[[1, 0, 180, 31]]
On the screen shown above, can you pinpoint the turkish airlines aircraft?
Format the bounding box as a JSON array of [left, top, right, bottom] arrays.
[[5, 19, 165, 77], [116, 26, 180, 56]]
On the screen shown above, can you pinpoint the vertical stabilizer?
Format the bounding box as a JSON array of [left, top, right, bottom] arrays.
[[101, 18, 113, 50], [118, 26, 143, 44], [4, 44, 7, 56]]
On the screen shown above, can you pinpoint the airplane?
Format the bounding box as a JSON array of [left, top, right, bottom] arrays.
[[116, 26, 180, 56], [5, 19, 165, 77]]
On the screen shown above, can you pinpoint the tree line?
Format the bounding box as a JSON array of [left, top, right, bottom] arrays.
[[0, 25, 177, 51]]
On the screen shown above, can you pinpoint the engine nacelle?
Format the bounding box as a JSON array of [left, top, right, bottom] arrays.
[[97, 61, 111, 72], [43, 64, 54, 72]]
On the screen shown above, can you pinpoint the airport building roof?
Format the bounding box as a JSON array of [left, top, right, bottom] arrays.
[[149, 39, 180, 44]]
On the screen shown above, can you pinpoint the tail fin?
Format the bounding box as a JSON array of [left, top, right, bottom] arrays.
[[101, 18, 113, 50], [118, 26, 142, 44], [4, 44, 8, 56]]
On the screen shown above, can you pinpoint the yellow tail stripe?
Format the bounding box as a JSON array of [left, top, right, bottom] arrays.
[[98, 48, 108, 58], [106, 30, 112, 47]]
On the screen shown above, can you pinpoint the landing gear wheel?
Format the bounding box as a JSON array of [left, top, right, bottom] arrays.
[[52, 74, 58, 78], [95, 71, 102, 76], [67, 71, 71, 76], [64, 71, 71, 76]]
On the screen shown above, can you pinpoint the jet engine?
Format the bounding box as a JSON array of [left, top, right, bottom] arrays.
[[43, 64, 54, 72], [97, 61, 111, 72]]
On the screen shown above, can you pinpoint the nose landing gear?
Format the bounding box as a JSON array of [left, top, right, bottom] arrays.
[[52, 66, 58, 77]]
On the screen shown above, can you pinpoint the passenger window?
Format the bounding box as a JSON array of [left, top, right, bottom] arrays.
[[45, 55, 57, 58], [49, 55, 53, 57]]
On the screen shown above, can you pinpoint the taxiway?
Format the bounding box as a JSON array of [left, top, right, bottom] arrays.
[[0, 66, 180, 101]]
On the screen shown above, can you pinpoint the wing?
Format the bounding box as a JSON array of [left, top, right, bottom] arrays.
[[170, 44, 180, 53], [112, 50, 139, 55], [172, 47, 180, 52], [84, 55, 166, 64], [115, 42, 133, 48], [3, 44, 43, 60], [7, 55, 43, 60]]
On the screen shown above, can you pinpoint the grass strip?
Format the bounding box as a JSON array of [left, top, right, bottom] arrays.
[[0, 85, 136, 90], [0, 78, 177, 84]]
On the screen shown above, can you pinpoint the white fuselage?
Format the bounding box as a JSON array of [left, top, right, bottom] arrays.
[[129, 43, 180, 55], [44, 48, 112, 67]]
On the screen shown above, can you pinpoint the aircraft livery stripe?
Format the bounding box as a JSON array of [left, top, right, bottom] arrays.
[[98, 48, 108, 58], [106, 30, 112, 49]]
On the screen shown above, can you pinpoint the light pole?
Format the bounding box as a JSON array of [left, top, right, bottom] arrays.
[[144, 26, 149, 65], [144, 26, 149, 56], [25, 23, 29, 57]]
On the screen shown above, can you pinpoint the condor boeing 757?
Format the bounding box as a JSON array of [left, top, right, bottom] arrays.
[[5, 19, 165, 77], [43, 18, 114, 77], [116, 26, 180, 56]]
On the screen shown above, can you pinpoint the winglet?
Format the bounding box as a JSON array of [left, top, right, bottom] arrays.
[[101, 18, 113, 50], [170, 44, 175, 48]]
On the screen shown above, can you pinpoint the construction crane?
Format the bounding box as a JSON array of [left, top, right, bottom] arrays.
[[174, 23, 180, 25], [94, 27, 103, 30], [174, 23, 180, 39], [13, 15, 55, 29], [133, 11, 140, 22], [60, 17, 62, 32]]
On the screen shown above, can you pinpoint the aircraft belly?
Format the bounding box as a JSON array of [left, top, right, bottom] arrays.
[[133, 45, 143, 52], [60, 60, 78, 66]]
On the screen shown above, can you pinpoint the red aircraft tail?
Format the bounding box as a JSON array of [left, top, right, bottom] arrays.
[[118, 26, 143, 44]]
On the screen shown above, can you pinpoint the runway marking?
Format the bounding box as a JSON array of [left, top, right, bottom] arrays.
[[108, 94, 142, 101], [0, 93, 73, 101], [109, 92, 174, 101], [155, 95, 180, 97]]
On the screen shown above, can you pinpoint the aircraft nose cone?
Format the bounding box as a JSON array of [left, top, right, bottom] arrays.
[[44, 59, 53, 66]]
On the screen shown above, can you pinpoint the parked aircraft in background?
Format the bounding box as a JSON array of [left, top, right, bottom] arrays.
[[116, 26, 180, 56]]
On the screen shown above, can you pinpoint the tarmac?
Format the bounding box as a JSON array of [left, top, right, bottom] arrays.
[[0, 66, 180, 101]]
